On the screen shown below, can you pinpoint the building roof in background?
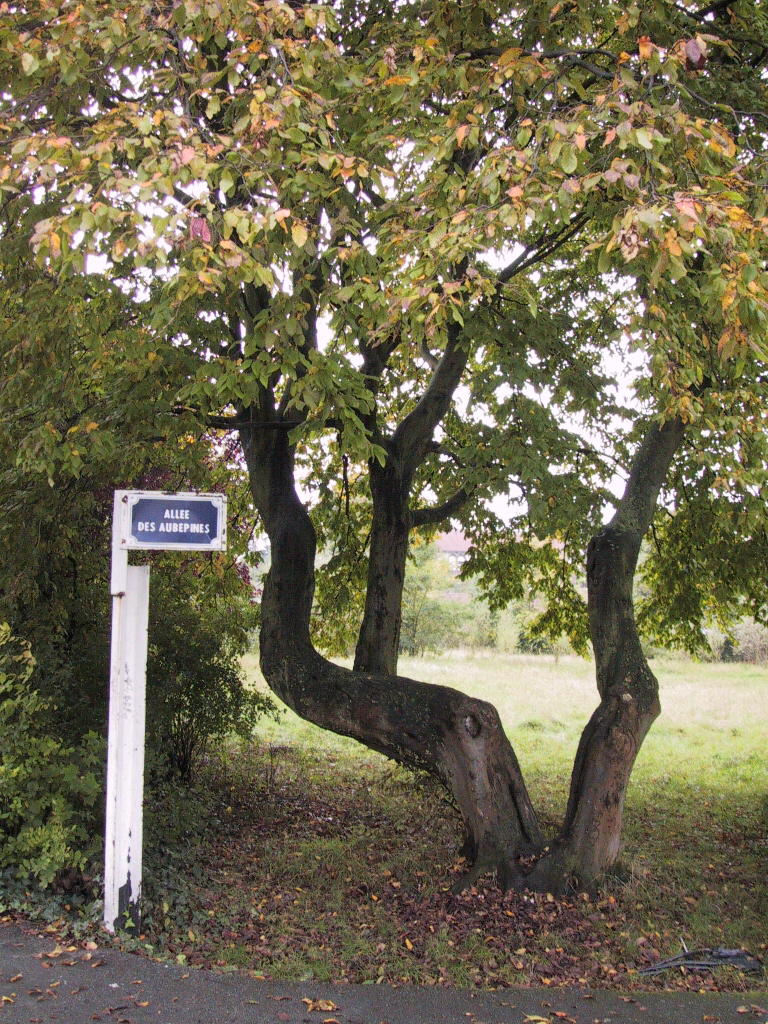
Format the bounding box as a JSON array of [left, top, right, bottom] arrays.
[[435, 530, 472, 554]]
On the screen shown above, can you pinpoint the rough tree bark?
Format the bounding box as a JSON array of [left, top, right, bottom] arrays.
[[241, 414, 542, 886]]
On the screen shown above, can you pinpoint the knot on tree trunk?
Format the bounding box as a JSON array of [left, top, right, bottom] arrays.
[[463, 714, 481, 737]]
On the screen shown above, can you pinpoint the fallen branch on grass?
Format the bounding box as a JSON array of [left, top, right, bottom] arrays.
[[638, 947, 763, 975]]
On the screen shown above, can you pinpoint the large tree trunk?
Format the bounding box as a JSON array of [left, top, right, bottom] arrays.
[[354, 325, 470, 676], [241, 407, 685, 895], [353, 455, 411, 675], [527, 417, 686, 893], [240, 420, 543, 885]]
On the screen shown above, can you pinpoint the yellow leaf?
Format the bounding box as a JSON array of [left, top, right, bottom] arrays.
[[725, 205, 751, 227], [384, 75, 411, 86], [497, 47, 520, 67], [456, 124, 470, 144], [451, 210, 468, 224], [85, 421, 99, 432], [638, 36, 653, 59], [187, 929, 195, 940], [404, 937, 413, 950], [291, 222, 309, 247]]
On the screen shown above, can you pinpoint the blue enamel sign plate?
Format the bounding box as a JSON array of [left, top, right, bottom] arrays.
[[118, 491, 227, 551]]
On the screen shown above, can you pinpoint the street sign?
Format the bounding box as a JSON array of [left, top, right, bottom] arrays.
[[105, 489, 228, 935], [117, 490, 227, 551]]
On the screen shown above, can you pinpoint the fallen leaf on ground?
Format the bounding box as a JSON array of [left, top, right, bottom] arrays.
[[303, 998, 339, 1011]]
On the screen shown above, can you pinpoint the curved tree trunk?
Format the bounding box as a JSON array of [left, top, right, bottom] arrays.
[[240, 420, 543, 885], [527, 417, 686, 893]]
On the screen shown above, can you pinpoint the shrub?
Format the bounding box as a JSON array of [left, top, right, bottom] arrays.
[[147, 576, 278, 779], [0, 623, 103, 887]]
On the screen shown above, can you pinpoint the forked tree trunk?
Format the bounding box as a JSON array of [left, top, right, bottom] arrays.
[[241, 421, 542, 884]]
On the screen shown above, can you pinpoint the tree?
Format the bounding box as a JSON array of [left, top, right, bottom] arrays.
[[2, 0, 767, 892], [0, 195, 268, 749]]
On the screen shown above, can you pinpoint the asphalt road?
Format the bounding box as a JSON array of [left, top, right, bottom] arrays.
[[1, 921, 766, 1024]]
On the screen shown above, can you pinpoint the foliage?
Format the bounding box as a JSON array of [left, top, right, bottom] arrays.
[[2, 0, 768, 900], [147, 563, 279, 779], [0, 624, 103, 888], [0, 214, 270, 758], [1, 0, 767, 650], [399, 545, 468, 657], [709, 619, 768, 665]]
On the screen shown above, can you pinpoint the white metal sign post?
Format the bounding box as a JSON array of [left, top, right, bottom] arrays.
[[105, 490, 227, 934]]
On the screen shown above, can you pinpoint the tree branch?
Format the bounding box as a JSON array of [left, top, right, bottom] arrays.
[[394, 321, 469, 474], [411, 487, 471, 527], [496, 212, 590, 285]]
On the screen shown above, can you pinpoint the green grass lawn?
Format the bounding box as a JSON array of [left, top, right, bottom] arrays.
[[244, 649, 768, 807], [142, 650, 762, 991], [23, 649, 755, 990]]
